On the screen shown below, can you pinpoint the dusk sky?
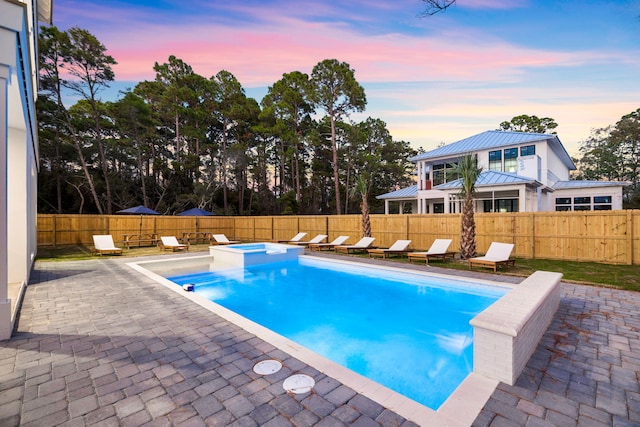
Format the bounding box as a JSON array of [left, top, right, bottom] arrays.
[[52, 0, 640, 156]]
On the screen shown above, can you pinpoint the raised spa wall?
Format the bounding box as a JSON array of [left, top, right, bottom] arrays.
[[470, 270, 563, 385], [210, 243, 305, 267]]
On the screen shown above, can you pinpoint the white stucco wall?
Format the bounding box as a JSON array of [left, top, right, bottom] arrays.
[[549, 187, 624, 211], [0, 0, 41, 340]]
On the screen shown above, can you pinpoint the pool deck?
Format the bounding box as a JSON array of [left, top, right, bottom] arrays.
[[1, 252, 639, 426]]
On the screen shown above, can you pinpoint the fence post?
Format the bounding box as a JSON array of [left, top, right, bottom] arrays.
[[627, 210, 633, 265], [531, 212, 535, 260]]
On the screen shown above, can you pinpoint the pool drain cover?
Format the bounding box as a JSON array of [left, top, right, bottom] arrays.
[[253, 360, 282, 375], [283, 374, 315, 394]]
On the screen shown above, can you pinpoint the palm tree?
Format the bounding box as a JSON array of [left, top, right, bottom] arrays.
[[353, 175, 372, 237], [454, 154, 482, 259]]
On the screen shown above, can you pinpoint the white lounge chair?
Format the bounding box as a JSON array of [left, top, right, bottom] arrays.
[[407, 239, 456, 264], [211, 234, 240, 245], [334, 237, 376, 254], [468, 242, 515, 272], [159, 236, 189, 251], [308, 235, 350, 251], [92, 235, 123, 255], [277, 232, 307, 243], [292, 234, 328, 246], [367, 240, 412, 258]]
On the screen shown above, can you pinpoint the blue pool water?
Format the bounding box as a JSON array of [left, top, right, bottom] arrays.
[[167, 257, 507, 409]]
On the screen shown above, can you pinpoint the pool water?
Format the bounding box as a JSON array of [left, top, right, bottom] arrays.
[[167, 257, 507, 409]]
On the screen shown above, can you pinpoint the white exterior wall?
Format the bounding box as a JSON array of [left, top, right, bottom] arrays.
[[543, 143, 572, 183], [550, 187, 625, 211], [0, 0, 41, 340]]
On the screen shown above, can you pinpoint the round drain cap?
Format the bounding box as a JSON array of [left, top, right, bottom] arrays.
[[283, 374, 315, 394], [253, 360, 282, 375]]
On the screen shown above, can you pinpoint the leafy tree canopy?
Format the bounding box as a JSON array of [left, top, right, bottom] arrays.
[[499, 115, 558, 134]]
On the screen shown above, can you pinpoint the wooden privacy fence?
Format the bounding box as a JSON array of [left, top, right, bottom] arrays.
[[37, 210, 640, 265]]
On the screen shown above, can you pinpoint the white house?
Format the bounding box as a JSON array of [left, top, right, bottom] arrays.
[[0, 0, 51, 339], [378, 130, 627, 215]]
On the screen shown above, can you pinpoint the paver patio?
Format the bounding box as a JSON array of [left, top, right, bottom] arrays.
[[0, 252, 638, 426]]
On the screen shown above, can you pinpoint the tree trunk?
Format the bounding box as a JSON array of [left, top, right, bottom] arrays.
[[222, 121, 228, 213], [459, 194, 476, 259], [54, 129, 62, 213], [361, 196, 371, 237], [331, 116, 342, 215], [96, 137, 112, 213], [71, 137, 103, 214]]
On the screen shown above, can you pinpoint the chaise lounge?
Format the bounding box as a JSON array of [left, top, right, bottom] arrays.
[[407, 239, 456, 264], [277, 232, 307, 244], [159, 236, 189, 251], [211, 234, 240, 245], [292, 234, 328, 246], [468, 242, 515, 272], [367, 240, 412, 258], [334, 237, 376, 254], [308, 235, 350, 251], [92, 235, 123, 256]]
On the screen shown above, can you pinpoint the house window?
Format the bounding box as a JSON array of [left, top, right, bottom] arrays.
[[520, 145, 535, 156], [555, 197, 572, 211], [432, 162, 459, 186], [483, 199, 518, 212], [574, 196, 591, 204], [594, 196, 612, 211], [489, 150, 502, 171], [594, 205, 612, 211], [433, 164, 444, 186], [433, 203, 445, 213], [555, 195, 613, 211], [504, 148, 518, 173]]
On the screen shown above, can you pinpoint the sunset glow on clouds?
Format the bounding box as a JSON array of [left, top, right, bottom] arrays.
[[52, 0, 640, 156]]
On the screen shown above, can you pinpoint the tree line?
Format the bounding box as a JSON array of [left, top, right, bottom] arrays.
[[574, 108, 640, 208], [37, 26, 416, 216], [36, 26, 639, 217]]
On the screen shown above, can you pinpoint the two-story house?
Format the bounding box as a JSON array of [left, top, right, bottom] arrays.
[[378, 130, 627, 214]]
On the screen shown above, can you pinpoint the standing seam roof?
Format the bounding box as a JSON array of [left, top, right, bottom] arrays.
[[409, 130, 576, 170]]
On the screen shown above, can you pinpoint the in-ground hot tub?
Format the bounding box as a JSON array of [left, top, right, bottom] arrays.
[[210, 242, 304, 267]]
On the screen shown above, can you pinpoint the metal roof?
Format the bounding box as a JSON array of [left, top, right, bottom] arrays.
[[552, 180, 630, 190], [409, 130, 576, 170], [376, 185, 417, 200], [434, 170, 542, 190], [376, 177, 627, 201]]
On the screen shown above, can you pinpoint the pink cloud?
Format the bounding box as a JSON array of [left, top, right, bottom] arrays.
[[53, 0, 635, 92], [51, 0, 640, 157], [95, 13, 613, 90]]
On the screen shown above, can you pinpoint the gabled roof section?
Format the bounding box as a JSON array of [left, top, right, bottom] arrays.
[[434, 170, 542, 191], [376, 185, 417, 200], [552, 180, 630, 190], [409, 130, 576, 171]]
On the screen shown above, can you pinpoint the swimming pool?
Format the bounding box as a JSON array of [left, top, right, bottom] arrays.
[[165, 256, 508, 410]]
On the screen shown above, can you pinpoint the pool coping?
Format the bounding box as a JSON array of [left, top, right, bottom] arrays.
[[127, 254, 514, 426]]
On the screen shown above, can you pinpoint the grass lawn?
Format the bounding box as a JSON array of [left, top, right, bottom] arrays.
[[36, 244, 640, 292]]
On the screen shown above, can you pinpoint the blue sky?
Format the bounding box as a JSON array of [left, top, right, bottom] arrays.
[[52, 0, 640, 156]]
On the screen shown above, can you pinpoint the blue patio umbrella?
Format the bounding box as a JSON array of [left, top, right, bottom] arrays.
[[178, 207, 214, 216], [116, 205, 160, 215]]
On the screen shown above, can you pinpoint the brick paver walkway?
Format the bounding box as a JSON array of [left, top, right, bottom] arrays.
[[1, 254, 638, 426], [474, 284, 640, 427]]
